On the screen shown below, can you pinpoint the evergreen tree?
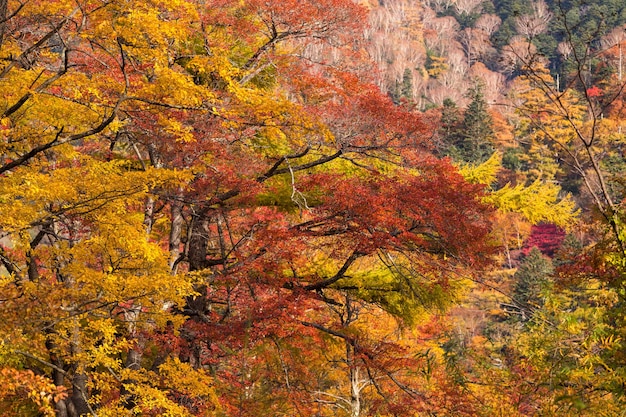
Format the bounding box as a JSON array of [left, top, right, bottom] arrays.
[[553, 233, 584, 268], [512, 247, 554, 320], [440, 98, 460, 134], [401, 68, 413, 100], [458, 82, 495, 163], [388, 79, 401, 104], [501, 146, 524, 171], [438, 98, 462, 159]]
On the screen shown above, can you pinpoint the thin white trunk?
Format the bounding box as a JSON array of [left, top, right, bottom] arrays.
[[350, 366, 361, 417]]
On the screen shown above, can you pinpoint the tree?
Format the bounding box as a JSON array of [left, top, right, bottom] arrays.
[[468, 63, 506, 104], [522, 223, 566, 257], [437, 98, 462, 154], [457, 82, 496, 163], [0, 0, 500, 415], [514, 0, 552, 39], [401, 67, 414, 100], [475, 14, 502, 37], [436, 83, 496, 164], [459, 27, 492, 67], [511, 247, 554, 319]]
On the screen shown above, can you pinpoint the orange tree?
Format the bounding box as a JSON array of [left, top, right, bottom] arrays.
[[0, 0, 497, 415]]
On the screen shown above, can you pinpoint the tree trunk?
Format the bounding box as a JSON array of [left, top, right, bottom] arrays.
[[45, 330, 69, 417], [188, 215, 209, 272], [349, 364, 361, 417], [0, 0, 7, 48], [69, 372, 90, 417], [169, 200, 184, 273], [143, 196, 155, 234]]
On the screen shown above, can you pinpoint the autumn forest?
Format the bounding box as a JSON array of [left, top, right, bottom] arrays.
[[1, 0, 626, 415]]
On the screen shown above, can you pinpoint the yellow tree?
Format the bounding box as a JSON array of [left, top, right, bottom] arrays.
[[507, 65, 586, 184], [0, 0, 217, 415]]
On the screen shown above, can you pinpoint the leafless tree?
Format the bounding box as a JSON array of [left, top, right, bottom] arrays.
[[515, 0, 552, 39], [600, 25, 626, 81], [425, 78, 465, 105], [366, 0, 425, 95], [475, 14, 502, 37], [459, 27, 491, 67], [501, 36, 541, 75], [469, 62, 505, 103], [556, 41, 573, 60], [424, 15, 460, 55], [453, 0, 483, 16]]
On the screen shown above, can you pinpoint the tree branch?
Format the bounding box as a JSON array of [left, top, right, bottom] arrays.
[[304, 250, 364, 291]]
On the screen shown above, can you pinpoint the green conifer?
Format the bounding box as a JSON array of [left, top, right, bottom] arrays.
[[458, 81, 495, 164], [512, 247, 554, 320]]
